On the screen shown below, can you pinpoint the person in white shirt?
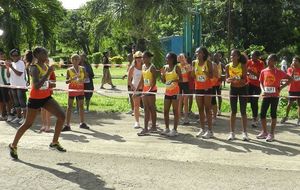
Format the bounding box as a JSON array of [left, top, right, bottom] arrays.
[[6, 49, 27, 125], [280, 56, 288, 73]]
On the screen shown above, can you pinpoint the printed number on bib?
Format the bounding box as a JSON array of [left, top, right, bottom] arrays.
[[197, 75, 206, 82], [294, 75, 300, 81], [41, 81, 49, 90], [264, 87, 276, 93], [166, 81, 173, 89], [144, 79, 150, 85], [181, 68, 186, 74], [249, 74, 257, 80]]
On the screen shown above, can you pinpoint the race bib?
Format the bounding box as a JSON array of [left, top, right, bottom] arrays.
[[144, 79, 150, 85], [264, 87, 276, 93], [181, 68, 187, 74], [84, 78, 90, 83], [294, 75, 300, 81], [166, 81, 173, 89], [197, 75, 206, 82], [41, 81, 49, 90], [249, 74, 257, 80]]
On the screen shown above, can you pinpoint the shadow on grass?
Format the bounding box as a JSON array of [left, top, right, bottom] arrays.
[[18, 161, 114, 190]]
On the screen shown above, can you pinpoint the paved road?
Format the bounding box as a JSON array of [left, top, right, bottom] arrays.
[[1, 111, 300, 190]]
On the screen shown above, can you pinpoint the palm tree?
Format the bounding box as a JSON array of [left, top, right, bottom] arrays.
[[0, 0, 64, 51]]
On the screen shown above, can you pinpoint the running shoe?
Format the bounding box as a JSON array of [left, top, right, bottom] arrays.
[[161, 128, 170, 135], [196, 128, 206, 137], [11, 117, 22, 124], [183, 118, 190, 125], [18, 118, 25, 125], [280, 117, 288, 124], [167, 129, 178, 137], [242, 132, 250, 141], [49, 142, 67, 152], [79, 123, 90, 129], [0, 116, 7, 121], [9, 144, 18, 159], [202, 130, 214, 139], [148, 127, 159, 133], [256, 131, 268, 139], [133, 122, 140, 129], [137, 128, 150, 136], [7, 115, 14, 122], [227, 132, 236, 141], [62, 125, 71, 132], [266, 134, 275, 142]]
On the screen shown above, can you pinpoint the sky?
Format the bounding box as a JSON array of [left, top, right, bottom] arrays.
[[59, 0, 90, 10]]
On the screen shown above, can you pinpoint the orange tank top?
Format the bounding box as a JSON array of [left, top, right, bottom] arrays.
[[194, 60, 212, 90], [29, 63, 51, 99]]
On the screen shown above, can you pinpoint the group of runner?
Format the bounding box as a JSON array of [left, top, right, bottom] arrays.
[[127, 47, 300, 143], [1, 45, 300, 160]]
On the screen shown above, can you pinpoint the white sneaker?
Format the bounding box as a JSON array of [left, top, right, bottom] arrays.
[[7, 115, 14, 122], [167, 129, 178, 137], [11, 117, 21, 124], [202, 130, 214, 139], [133, 122, 140, 129], [242, 132, 250, 141], [18, 118, 25, 125], [196, 128, 206, 137], [161, 128, 170, 135], [227, 132, 236, 141]]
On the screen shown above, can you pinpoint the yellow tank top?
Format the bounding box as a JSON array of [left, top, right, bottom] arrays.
[[30, 63, 51, 99], [194, 60, 208, 81], [32, 63, 49, 90], [165, 65, 179, 83], [229, 62, 242, 79], [68, 66, 85, 83], [178, 63, 189, 81], [142, 64, 153, 87]]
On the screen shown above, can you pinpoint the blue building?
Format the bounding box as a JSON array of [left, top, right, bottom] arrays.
[[160, 35, 183, 55]]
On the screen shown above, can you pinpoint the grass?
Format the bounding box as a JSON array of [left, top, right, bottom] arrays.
[[52, 91, 299, 120]]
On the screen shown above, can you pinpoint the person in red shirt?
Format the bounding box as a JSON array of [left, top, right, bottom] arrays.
[[281, 56, 300, 125], [257, 54, 293, 142], [247, 51, 265, 128]]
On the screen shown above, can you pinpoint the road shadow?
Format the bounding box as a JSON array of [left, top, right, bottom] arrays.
[[18, 161, 114, 190], [71, 129, 126, 143]]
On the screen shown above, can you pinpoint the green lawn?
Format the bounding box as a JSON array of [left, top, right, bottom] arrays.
[[52, 91, 299, 120]]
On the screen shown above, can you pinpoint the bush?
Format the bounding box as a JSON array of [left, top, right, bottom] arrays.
[[52, 56, 61, 62], [110, 55, 124, 65], [87, 55, 93, 64], [92, 52, 102, 64]]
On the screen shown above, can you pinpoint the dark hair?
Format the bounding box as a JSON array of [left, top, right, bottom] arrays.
[[251, 50, 260, 57], [143, 51, 154, 58], [167, 52, 177, 66], [293, 56, 300, 62], [232, 49, 247, 64], [9, 48, 20, 56], [32, 47, 47, 58], [268, 54, 278, 62], [196, 46, 209, 61], [24, 50, 34, 63]]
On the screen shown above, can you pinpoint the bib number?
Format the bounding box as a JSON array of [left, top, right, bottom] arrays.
[[264, 87, 276, 93], [144, 79, 150, 85], [166, 81, 173, 89], [181, 68, 186, 74], [197, 75, 206, 82], [41, 81, 49, 90], [294, 75, 300, 81], [249, 74, 257, 80]]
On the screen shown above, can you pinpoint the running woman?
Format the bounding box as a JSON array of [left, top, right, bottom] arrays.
[[161, 52, 182, 137], [226, 49, 249, 141], [257, 54, 292, 142], [128, 51, 143, 129], [178, 53, 191, 125], [281, 56, 300, 125], [247, 51, 264, 128], [62, 54, 89, 131], [9, 47, 66, 159], [137, 51, 158, 136], [192, 47, 214, 139]]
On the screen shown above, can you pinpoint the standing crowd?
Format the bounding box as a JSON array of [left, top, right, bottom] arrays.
[[0, 45, 300, 160]]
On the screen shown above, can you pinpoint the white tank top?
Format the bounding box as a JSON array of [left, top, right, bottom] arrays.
[[132, 67, 142, 89]]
